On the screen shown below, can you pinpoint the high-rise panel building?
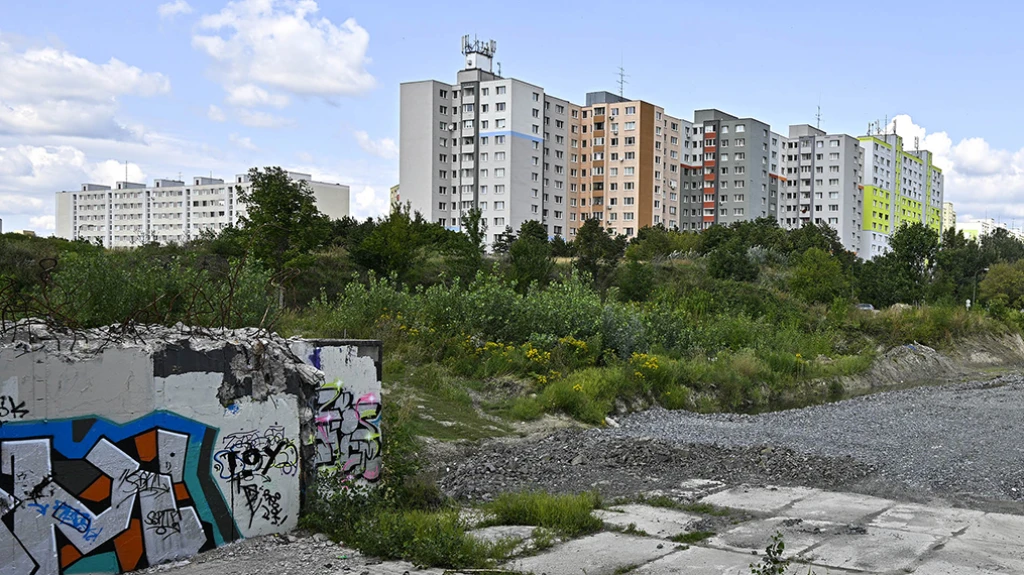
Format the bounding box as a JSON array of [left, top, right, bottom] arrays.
[[676, 110, 778, 231], [858, 133, 943, 256], [777, 125, 865, 251], [55, 172, 349, 248], [400, 38, 571, 246], [942, 202, 956, 234], [567, 92, 683, 237], [400, 38, 689, 244]]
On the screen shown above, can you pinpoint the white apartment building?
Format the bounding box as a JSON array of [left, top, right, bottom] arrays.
[[55, 172, 349, 248], [401, 38, 570, 246], [778, 125, 865, 251], [956, 218, 1024, 242]]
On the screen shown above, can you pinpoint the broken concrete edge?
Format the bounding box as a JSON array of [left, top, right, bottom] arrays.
[[0, 323, 383, 574]]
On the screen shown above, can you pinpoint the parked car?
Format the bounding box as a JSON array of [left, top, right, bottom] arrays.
[[854, 303, 877, 312]]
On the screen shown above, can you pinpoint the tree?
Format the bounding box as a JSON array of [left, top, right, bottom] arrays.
[[880, 222, 940, 304], [981, 227, 1024, 264], [707, 238, 759, 282], [550, 236, 573, 258], [518, 220, 548, 244], [446, 208, 487, 281], [508, 234, 553, 293], [236, 167, 331, 272], [492, 225, 516, 254], [352, 203, 440, 282], [573, 219, 623, 286], [979, 261, 1024, 308], [615, 259, 656, 302], [789, 247, 850, 304], [930, 228, 986, 303]]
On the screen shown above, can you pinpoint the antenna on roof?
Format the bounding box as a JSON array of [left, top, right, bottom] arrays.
[[617, 53, 629, 98], [497, 62, 502, 76], [815, 105, 822, 130]]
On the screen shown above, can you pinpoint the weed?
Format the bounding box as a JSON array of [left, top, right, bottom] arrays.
[[670, 530, 715, 544], [483, 491, 603, 537], [750, 532, 791, 575]]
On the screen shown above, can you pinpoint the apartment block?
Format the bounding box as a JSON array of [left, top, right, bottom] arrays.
[[956, 218, 1024, 242], [677, 110, 778, 231], [942, 201, 956, 235], [777, 125, 864, 250], [566, 92, 683, 237], [400, 39, 571, 247], [55, 172, 349, 248], [858, 133, 944, 257], [401, 38, 694, 243]]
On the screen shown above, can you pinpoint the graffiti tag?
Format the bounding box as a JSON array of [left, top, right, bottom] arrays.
[[0, 395, 28, 421]]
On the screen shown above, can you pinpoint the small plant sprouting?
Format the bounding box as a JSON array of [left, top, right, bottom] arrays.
[[750, 532, 791, 575]]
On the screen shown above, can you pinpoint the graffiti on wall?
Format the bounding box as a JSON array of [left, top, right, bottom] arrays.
[[212, 426, 297, 529], [313, 380, 382, 482], [0, 413, 239, 575]]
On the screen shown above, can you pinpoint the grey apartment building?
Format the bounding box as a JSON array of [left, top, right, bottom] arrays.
[[400, 38, 571, 247], [778, 125, 865, 251]]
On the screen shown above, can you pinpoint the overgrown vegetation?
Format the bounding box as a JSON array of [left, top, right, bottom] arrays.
[[481, 491, 603, 537], [6, 167, 1024, 569]]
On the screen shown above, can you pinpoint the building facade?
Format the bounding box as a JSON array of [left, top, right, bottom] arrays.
[[956, 218, 1024, 242], [858, 133, 944, 257], [777, 125, 865, 251], [942, 201, 956, 235], [55, 172, 349, 248]]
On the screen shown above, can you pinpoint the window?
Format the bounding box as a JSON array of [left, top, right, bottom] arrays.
[[496, 102, 506, 111], [494, 151, 506, 160], [495, 135, 506, 144], [623, 212, 635, 221], [624, 137, 636, 145], [494, 168, 505, 178], [623, 197, 635, 205], [532, 108, 540, 118], [533, 92, 540, 101], [830, 140, 840, 147], [532, 125, 540, 134], [735, 139, 745, 147], [440, 89, 448, 98], [735, 124, 745, 132], [495, 119, 506, 128], [624, 121, 636, 130], [625, 106, 636, 114], [494, 185, 505, 194], [624, 167, 635, 176], [496, 86, 506, 95], [480, 120, 488, 129], [494, 201, 505, 210]]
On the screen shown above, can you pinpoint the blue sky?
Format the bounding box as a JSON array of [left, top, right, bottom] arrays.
[[1, 0, 1022, 234]]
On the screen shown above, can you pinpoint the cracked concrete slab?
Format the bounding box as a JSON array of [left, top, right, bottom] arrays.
[[633, 546, 761, 575], [959, 511, 1024, 547], [799, 525, 940, 572], [504, 532, 675, 575], [595, 504, 702, 539], [913, 536, 1024, 574], [708, 517, 841, 555], [700, 485, 819, 514], [780, 491, 894, 523], [870, 503, 984, 536]]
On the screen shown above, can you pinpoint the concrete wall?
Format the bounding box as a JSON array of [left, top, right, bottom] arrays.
[[0, 328, 382, 574]]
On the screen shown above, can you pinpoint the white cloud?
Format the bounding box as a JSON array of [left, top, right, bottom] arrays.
[[226, 84, 289, 108], [192, 0, 375, 103], [207, 104, 226, 122], [355, 185, 389, 217], [0, 36, 170, 138], [30, 214, 55, 230], [236, 109, 293, 128], [158, 0, 193, 19], [229, 133, 257, 151], [353, 130, 397, 160], [889, 115, 1024, 223]]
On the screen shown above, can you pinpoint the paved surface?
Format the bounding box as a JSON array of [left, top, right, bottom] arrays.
[[137, 482, 1024, 575], [605, 375, 1024, 504]]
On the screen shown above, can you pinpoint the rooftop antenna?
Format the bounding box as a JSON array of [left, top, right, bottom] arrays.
[[497, 62, 502, 76], [915, 136, 920, 152], [815, 105, 822, 130], [617, 54, 629, 98]]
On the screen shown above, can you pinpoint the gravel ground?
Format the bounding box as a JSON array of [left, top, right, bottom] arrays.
[[605, 375, 1024, 505], [436, 374, 1024, 512]]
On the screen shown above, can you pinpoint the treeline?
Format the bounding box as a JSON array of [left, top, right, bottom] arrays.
[[4, 166, 1024, 331]]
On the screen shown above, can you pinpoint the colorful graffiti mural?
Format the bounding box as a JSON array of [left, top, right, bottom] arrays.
[[313, 380, 382, 482], [0, 413, 238, 575]]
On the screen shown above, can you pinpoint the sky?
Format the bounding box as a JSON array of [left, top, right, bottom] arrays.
[[2, 0, 1023, 234]]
